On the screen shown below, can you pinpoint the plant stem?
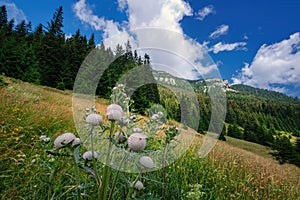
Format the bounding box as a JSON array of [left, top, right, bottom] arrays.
[[108, 153, 128, 200], [125, 174, 141, 200], [90, 126, 101, 188], [99, 121, 115, 200], [71, 148, 81, 200]]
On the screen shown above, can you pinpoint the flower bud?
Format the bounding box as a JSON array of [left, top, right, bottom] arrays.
[[82, 151, 99, 161], [54, 132, 76, 150], [86, 113, 103, 126], [139, 156, 154, 169], [134, 181, 144, 190], [106, 104, 123, 121], [128, 133, 147, 152], [72, 138, 81, 146]]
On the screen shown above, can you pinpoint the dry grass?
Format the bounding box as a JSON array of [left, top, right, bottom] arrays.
[[1, 77, 299, 199]]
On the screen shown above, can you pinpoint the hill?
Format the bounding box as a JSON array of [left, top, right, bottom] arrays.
[[0, 77, 300, 199], [230, 84, 300, 103]]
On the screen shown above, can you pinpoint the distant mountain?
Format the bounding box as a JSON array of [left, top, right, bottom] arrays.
[[230, 84, 300, 104], [152, 70, 300, 104]]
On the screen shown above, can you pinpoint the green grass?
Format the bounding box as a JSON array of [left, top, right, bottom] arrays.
[[225, 136, 274, 159], [0, 77, 300, 200]]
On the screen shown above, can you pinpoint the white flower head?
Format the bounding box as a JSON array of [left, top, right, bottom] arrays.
[[114, 132, 126, 143], [82, 151, 99, 161], [128, 133, 147, 152], [40, 135, 50, 142], [72, 138, 81, 146], [86, 113, 103, 126], [117, 83, 124, 88], [54, 132, 76, 150], [139, 156, 155, 169], [157, 111, 164, 116], [106, 104, 123, 121], [151, 114, 159, 120], [134, 181, 144, 190]]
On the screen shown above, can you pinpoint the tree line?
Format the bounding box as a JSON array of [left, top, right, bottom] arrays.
[[0, 5, 159, 114]]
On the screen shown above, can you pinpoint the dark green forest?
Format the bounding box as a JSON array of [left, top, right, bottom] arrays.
[[1, 5, 300, 167]]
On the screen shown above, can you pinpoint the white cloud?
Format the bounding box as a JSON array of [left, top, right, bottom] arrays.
[[73, 0, 220, 79], [117, 0, 127, 11], [209, 42, 247, 54], [73, 0, 106, 31], [73, 0, 133, 48], [0, 0, 26, 23], [232, 32, 300, 95], [195, 5, 215, 21], [209, 24, 229, 39]]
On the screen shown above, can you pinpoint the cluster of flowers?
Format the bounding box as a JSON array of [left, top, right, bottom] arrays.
[[52, 102, 155, 191]]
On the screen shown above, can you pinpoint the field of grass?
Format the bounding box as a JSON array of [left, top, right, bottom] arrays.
[[0, 77, 300, 199]]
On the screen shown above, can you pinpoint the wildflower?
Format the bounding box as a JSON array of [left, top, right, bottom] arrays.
[[40, 135, 50, 142], [106, 104, 123, 121], [82, 151, 99, 161], [86, 113, 103, 126], [133, 181, 144, 190], [54, 132, 76, 150], [128, 133, 147, 152], [117, 83, 124, 88], [31, 159, 36, 164], [72, 137, 81, 146], [157, 111, 164, 116], [151, 114, 159, 120], [114, 132, 126, 143], [139, 156, 155, 169]]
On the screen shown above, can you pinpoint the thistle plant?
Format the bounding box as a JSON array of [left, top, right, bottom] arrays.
[[46, 83, 182, 199]]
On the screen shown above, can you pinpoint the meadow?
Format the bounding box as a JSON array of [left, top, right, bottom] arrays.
[[0, 76, 300, 200]]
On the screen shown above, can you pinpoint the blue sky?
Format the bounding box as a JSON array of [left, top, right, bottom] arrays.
[[1, 0, 300, 97]]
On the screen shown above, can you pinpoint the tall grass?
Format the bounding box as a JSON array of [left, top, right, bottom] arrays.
[[0, 77, 299, 199]]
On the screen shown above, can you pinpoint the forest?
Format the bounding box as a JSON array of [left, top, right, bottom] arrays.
[[1, 5, 300, 167]]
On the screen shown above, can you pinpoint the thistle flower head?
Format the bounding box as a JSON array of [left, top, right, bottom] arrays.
[[106, 104, 123, 121], [82, 151, 99, 161], [40, 135, 50, 142], [54, 132, 76, 150], [86, 113, 103, 126], [151, 114, 159, 120], [72, 137, 81, 146], [139, 156, 155, 169], [128, 133, 147, 152], [134, 181, 144, 190]]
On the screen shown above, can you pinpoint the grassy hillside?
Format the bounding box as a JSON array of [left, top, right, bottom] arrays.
[[0, 77, 299, 199]]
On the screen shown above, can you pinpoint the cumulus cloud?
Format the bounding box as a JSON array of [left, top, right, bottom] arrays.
[[195, 5, 215, 21], [117, 0, 127, 11], [209, 42, 247, 54], [0, 0, 26, 23], [232, 32, 300, 95], [73, 0, 220, 79], [73, 0, 133, 48], [209, 24, 229, 39]]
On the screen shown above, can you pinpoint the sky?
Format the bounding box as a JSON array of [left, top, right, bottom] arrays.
[[1, 0, 300, 97]]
